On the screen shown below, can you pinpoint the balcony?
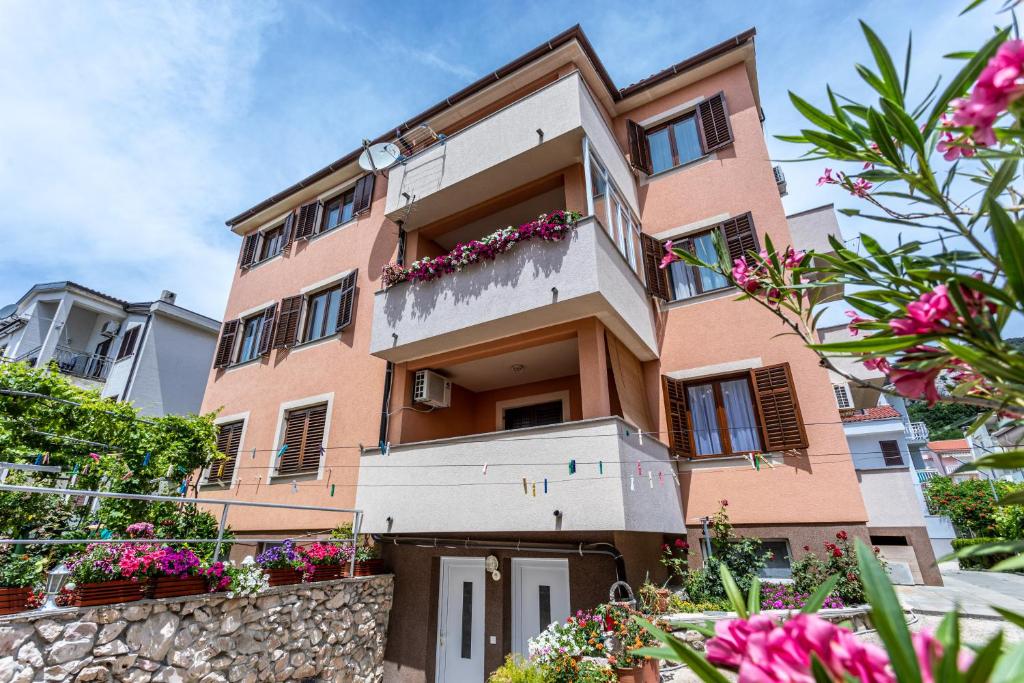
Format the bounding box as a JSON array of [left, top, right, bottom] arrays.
[[384, 71, 637, 229], [916, 468, 939, 483], [370, 216, 658, 363], [905, 421, 929, 443], [354, 417, 685, 534], [52, 345, 111, 382]]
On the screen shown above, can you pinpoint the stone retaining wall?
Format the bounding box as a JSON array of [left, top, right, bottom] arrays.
[[0, 574, 393, 683]]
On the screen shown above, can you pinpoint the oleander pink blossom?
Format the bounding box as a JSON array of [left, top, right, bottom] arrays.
[[889, 284, 953, 335], [889, 366, 942, 405], [850, 177, 873, 197], [783, 247, 806, 269], [952, 39, 1024, 145], [817, 168, 837, 186], [845, 310, 868, 336], [660, 240, 677, 268], [913, 630, 973, 683]]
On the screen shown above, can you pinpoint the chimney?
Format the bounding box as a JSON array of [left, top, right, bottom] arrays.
[[159, 290, 176, 304]]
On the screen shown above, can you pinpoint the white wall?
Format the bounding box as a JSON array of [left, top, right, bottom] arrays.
[[857, 469, 928, 528]]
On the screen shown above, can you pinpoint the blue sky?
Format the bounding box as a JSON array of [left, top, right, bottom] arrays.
[[0, 0, 1003, 321]]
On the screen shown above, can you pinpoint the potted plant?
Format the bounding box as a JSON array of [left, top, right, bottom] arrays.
[[594, 603, 662, 682], [65, 543, 151, 606], [148, 547, 206, 598], [298, 542, 345, 582], [256, 540, 303, 586], [349, 541, 384, 576], [0, 551, 41, 615]]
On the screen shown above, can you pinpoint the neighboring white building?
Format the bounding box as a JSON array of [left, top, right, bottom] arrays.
[[0, 281, 219, 416]]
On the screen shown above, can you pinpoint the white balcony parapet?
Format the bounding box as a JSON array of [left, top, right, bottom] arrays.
[[354, 416, 685, 535], [370, 216, 658, 363], [905, 421, 929, 443]]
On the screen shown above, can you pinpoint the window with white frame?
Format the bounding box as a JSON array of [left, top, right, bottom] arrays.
[[832, 383, 853, 409], [585, 140, 643, 281]]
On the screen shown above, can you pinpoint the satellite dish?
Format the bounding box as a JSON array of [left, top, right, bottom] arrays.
[[358, 142, 401, 172], [0, 304, 16, 319]]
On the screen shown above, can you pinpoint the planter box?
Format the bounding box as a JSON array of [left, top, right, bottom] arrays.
[[264, 568, 304, 587], [0, 586, 31, 616], [306, 565, 344, 582], [147, 575, 209, 599], [350, 559, 384, 576], [71, 579, 145, 607], [615, 660, 659, 683]]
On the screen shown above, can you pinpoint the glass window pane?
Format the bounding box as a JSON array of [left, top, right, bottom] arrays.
[[648, 128, 673, 173], [759, 541, 793, 579], [538, 585, 551, 631], [341, 194, 355, 223], [325, 203, 341, 230], [688, 384, 722, 455], [460, 581, 473, 660], [239, 317, 261, 362], [721, 379, 761, 452], [673, 117, 702, 164], [692, 233, 729, 292], [613, 200, 627, 257], [324, 289, 341, 336], [306, 294, 326, 341], [669, 261, 698, 300], [590, 160, 608, 233]]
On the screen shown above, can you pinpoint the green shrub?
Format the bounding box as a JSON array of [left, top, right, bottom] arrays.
[[994, 505, 1024, 540], [951, 537, 1014, 570], [923, 476, 1024, 537], [792, 531, 878, 605], [682, 501, 771, 603], [487, 655, 548, 683], [666, 593, 730, 613]]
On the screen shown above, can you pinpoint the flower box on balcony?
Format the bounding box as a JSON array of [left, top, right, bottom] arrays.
[[348, 559, 385, 577], [306, 565, 344, 582], [70, 579, 146, 607], [0, 586, 31, 615], [147, 575, 209, 599], [263, 568, 304, 587]]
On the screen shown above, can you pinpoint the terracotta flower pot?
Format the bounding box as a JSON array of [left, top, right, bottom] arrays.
[[71, 579, 146, 607], [306, 565, 343, 582], [147, 575, 209, 599], [263, 567, 304, 586], [615, 660, 659, 683], [351, 559, 384, 576], [0, 586, 31, 615]]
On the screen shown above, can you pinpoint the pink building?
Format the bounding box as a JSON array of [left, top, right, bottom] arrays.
[[200, 26, 909, 681]]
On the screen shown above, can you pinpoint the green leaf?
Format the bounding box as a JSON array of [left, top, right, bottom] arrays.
[[957, 450, 1024, 471], [980, 159, 1019, 221], [990, 202, 1024, 305], [992, 554, 1024, 572], [801, 574, 841, 614], [998, 490, 1024, 506], [747, 576, 761, 616], [856, 538, 921, 683], [789, 92, 856, 140], [943, 51, 976, 59], [991, 641, 1024, 683], [936, 610, 961, 682], [809, 335, 933, 354], [861, 21, 904, 105], [927, 28, 1011, 130], [809, 655, 834, 683], [965, 631, 1004, 683], [719, 563, 748, 619], [992, 606, 1024, 630]]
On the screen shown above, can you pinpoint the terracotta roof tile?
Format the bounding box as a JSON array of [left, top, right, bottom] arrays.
[[927, 439, 970, 452], [840, 406, 902, 423]]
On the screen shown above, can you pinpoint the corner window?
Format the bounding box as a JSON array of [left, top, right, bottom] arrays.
[[258, 224, 285, 261], [646, 114, 703, 174], [238, 314, 265, 363], [321, 189, 356, 234], [667, 230, 730, 300], [687, 376, 761, 456], [304, 285, 343, 342]]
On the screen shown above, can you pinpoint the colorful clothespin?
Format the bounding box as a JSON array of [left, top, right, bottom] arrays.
[[568, 459, 576, 475], [251, 448, 257, 460], [277, 444, 289, 459], [255, 477, 261, 495], [89, 452, 101, 462], [636, 461, 642, 476], [482, 463, 488, 476], [33, 454, 42, 465], [629, 475, 635, 492], [658, 471, 664, 485], [543, 478, 548, 494], [648, 471, 654, 488], [522, 478, 528, 495], [532, 482, 537, 497], [142, 452, 151, 467], [216, 462, 226, 477], [330, 484, 336, 497], [598, 460, 603, 475], [178, 479, 188, 494], [71, 464, 80, 475], [100, 529, 112, 539], [319, 444, 326, 458], [291, 481, 298, 494], [122, 470, 133, 480]]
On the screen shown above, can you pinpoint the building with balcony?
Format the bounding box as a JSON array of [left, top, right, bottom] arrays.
[[0, 281, 219, 416], [201, 25, 885, 681]]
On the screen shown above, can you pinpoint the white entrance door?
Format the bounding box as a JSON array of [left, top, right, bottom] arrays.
[[435, 558, 486, 683], [511, 558, 571, 656]]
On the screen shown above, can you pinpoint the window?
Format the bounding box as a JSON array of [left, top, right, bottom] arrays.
[[504, 401, 564, 430], [209, 421, 243, 483], [238, 314, 265, 363], [758, 540, 793, 579], [833, 383, 853, 409], [646, 114, 703, 174], [321, 189, 356, 233], [880, 440, 904, 467], [666, 230, 730, 300], [304, 285, 343, 342], [278, 403, 328, 476], [586, 144, 644, 278], [686, 376, 762, 456], [116, 326, 140, 361], [258, 224, 285, 261]]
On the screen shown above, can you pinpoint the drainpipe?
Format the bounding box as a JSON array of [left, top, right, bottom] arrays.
[[699, 516, 713, 564], [377, 224, 406, 448]]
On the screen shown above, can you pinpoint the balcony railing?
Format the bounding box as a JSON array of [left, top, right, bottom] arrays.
[[52, 345, 111, 381], [916, 468, 939, 483], [904, 421, 929, 442]]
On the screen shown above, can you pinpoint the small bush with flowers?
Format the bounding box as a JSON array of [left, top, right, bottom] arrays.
[[380, 211, 581, 287], [220, 558, 270, 597], [659, 537, 689, 584], [0, 550, 43, 588], [153, 546, 202, 578], [66, 542, 162, 584], [297, 541, 346, 578], [791, 530, 877, 605], [204, 561, 232, 592], [255, 539, 300, 570], [760, 582, 844, 611]]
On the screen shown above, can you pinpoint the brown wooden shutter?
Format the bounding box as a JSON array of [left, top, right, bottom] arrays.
[[278, 404, 327, 475], [335, 271, 358, 331], [281, 213, 296, 254], [696, 92, 733, 153], [294, 201, 322, 240], [880, 440, 904, 467], [640, 233, 671, 300], [352, 175, 375, 214], [210, 421, 243, 483], [213, 319, 239, 369], [626, 120, 652, 175], [750, 363, 808, 451], [273, 295, 303, 348], [720, 212, 759, 265], [663, 377, 694, 457], [239, 233, 260, 268], [257, 304, 277, 357]]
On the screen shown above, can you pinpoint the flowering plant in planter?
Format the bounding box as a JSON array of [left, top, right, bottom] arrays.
[[204, 561, 231, 592], [66, 542, 160, 584], [297, 542, 346, 580], [255, 540, 300, 570], [225, 558, 270, 597], [380, 210, 581, 287], [153, 547, 202, 577]]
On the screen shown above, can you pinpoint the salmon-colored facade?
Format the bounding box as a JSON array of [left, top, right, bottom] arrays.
[[200, 26, 882, 681]]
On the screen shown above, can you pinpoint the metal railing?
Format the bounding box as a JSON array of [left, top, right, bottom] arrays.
[[905, 421, 930, 442], [916, 468, 939, 483], [52, 345, 112, 381], [0, 483, 363, 571]]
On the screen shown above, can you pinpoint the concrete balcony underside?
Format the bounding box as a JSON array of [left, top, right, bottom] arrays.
[[354, 417, 685, 535], [370, 217, 658, 363], [384, 71, 637, 229]]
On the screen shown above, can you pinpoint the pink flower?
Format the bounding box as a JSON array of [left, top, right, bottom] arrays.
[[862, 356, 891, 373], [889, 366, 942, 405], [660, 240, 677, 269], [952, 39, 1024, 145], [889, 285, 953, 335], [850, 177, 873, 197], [783, 248, 805, 269], [845, 310, 868, 336], [732, 259, 762, 294], [913, 630, 973, 683], [817, 168, 838, 186]]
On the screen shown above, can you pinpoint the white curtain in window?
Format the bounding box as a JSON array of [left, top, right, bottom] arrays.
[[687, 384, 721, 455], [692, 234, 729, 291], [721, 379, 761, 452], [670, 261, 697, 300]]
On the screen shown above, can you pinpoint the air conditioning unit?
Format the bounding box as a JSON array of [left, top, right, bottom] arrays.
[[100, 321, 121, 337], [412, 369, 451, 408]]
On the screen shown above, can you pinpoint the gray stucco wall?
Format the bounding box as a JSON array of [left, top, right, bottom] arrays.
[[124, 314, 216, 416]]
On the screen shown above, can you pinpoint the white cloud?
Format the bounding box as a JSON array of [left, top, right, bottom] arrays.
[[0, 1, 281, 318]]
